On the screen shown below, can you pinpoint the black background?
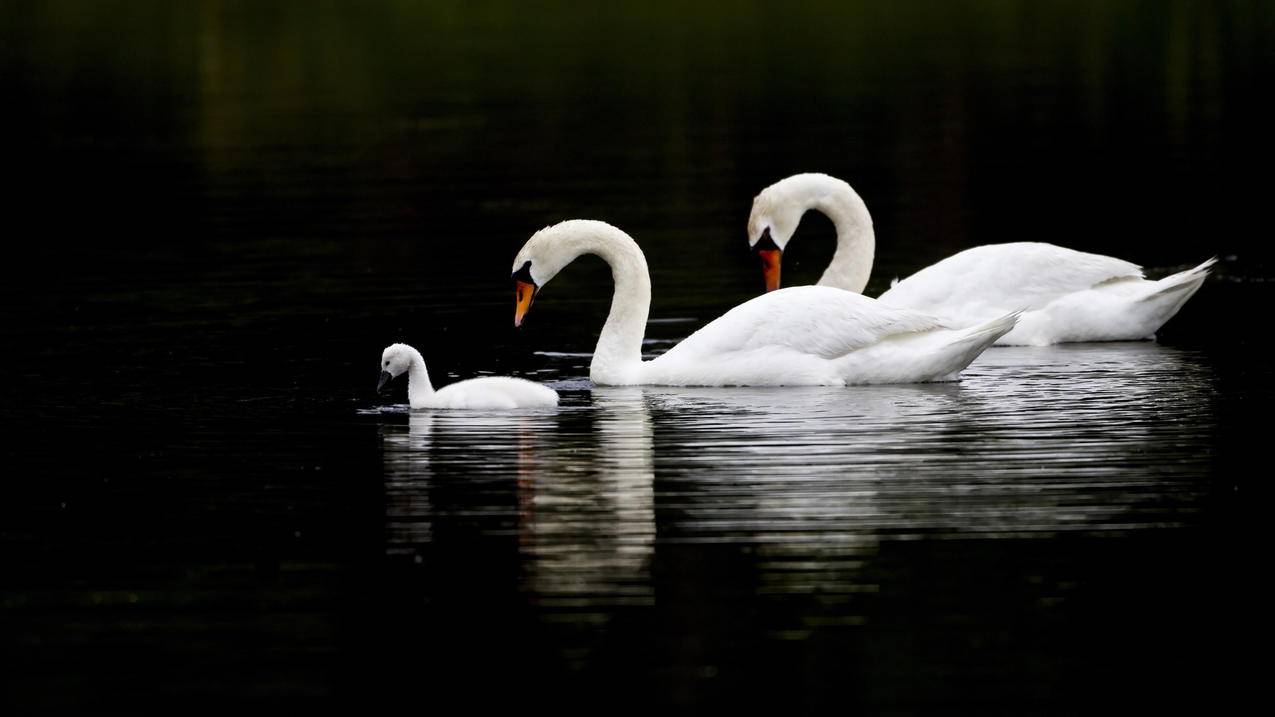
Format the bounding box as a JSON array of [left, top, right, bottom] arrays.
[[1, 1, 1269, 711]]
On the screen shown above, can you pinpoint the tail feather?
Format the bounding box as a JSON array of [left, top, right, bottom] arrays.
[[1139, 257, 1216, 302], [834, 311, 1019, 384], [928, 311, 1020, 380], [949, 310, 1022, 348]]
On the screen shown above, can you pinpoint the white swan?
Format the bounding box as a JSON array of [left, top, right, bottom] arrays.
[[510, 219, 1017, 386], [747, 173, 1215, 346], [377, 343, 558, 409]]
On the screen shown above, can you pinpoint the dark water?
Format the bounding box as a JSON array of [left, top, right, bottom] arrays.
[[2, 1, 1270, 711]]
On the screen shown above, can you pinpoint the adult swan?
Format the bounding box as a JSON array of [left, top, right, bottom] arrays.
[[511, 219, 1017, 386], [747, 173, 1215, 346]]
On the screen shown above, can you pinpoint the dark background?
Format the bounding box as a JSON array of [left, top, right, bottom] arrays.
[[1, 0, 1269, 711]]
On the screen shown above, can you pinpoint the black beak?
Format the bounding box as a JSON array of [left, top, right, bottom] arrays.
[[377, 371, 393, 393]]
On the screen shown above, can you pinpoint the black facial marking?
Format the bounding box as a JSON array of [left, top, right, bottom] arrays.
[[754, 227, 780, 252], [512, 260, 535, 284]]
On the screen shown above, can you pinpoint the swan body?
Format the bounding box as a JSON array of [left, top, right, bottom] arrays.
[[378, 343, 558, 409], [747, 173, 1214, 346], [877, 243, 1215, 346], [511, 219, 1016, 386]]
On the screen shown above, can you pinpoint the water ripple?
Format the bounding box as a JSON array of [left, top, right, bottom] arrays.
[[375, 342, 1215, 659]]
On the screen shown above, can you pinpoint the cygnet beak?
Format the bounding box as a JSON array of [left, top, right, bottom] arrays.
[[377, 371, 393, 392]]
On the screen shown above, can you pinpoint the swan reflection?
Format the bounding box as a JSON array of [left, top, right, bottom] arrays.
[[632, 343, 1214, 610], [519, 388, 655, 619], [379, 392, 655, 656], [380, 342, 1215, 637], [643, 342, 1214, 542]]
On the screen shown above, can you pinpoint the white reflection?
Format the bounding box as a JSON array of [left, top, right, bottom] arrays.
[[380, 342, 1216, 633], [646, 343, 1213, 540], [378, 394, 656, 650], [518, 388, 655, 625], [635, 343, 1215, 608], [381, 411, 436, 553]]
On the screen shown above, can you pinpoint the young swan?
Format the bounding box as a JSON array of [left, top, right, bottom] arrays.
[[377, 343, 558, 409], [747, 172, 1215, 346], [510, 219, 1017, 387]]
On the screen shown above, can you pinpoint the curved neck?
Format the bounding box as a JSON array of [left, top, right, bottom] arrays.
[[803, 178, 876, 293], [562, 224, 651, 384], [404, 347, 434, 407]]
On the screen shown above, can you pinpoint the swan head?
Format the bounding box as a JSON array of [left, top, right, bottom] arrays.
[[748, 180, 809, 292], [510, 220, 610, 327], [749, 173, 856, 292], [378, 343, 415, 391]]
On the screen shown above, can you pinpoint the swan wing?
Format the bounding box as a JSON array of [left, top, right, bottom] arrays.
[[658, 285, 945, 362], [877, 242, 1144, 315]]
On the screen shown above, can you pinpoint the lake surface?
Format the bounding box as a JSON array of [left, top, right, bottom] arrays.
[[2, 1, 1269, 712]]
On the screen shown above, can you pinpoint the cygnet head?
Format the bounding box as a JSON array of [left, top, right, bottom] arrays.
[[378, 343, 415, 392]]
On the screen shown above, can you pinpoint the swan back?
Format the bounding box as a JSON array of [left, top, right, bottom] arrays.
[[640, 286, 974, 386], [877, 242, 1144, 316], [431, 377, 559, 409], [658, 286, 942, 363]]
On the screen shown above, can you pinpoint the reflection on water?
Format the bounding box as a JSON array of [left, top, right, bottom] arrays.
[[380, 389, 656, 665], [379, 341, 1215, 657], [520, 388, 654, 619], [652, 342, 1214, 542]]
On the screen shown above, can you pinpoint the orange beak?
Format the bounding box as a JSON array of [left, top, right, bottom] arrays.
[[758, 249, 782, 292], [514, 279, 537, 327]]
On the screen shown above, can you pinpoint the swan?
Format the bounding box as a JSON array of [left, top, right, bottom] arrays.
[[377, 343, 558, 409], [747, 173, 1216, 346], [510, 219, 1018, 386]]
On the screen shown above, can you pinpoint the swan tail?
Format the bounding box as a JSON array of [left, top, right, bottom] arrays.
[[1138, 257, 1216, 304], [949, 310, 1021, 349], [833, 312, 1018, 385], [924, 311, 1020, 381], [1129, 257, 1215, 338]]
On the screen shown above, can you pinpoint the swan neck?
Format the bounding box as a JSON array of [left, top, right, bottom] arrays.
[[813, 183, 875, 294], [585, 229, 651, 384], [405, 348, 434, 407]]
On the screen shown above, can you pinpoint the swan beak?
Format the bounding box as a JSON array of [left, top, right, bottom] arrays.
[[514, 279, 538, 327], [758, 249, 782, 292], [377, 371, 393, 393]]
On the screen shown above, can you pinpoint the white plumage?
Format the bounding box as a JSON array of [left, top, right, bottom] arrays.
[[378, 343, 558, 409], [511, 220, 1015, 386], [878, 243, 1215, 345], [748, 173, 1214, 346]]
